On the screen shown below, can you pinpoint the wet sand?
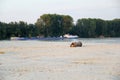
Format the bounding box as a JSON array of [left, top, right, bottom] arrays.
[[0, 41, 120, 80]]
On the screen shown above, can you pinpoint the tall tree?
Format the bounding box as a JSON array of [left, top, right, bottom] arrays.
[[35, 14, 73, 37]]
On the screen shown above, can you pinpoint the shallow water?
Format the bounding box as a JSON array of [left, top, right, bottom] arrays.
[[58, 38, 120, 44], [0, 38, 120, 47]]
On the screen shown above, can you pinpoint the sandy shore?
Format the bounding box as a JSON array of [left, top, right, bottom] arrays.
[[0, 41, 120, 80]]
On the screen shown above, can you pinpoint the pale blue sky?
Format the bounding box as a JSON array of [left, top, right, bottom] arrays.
[[0, 0, 120, 23]]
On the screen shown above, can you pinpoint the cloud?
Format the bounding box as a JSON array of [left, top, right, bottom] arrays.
[[0, 0, 119, 23]]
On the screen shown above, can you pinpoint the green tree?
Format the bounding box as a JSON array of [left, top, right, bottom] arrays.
[[62, 15, 73, 34], [106, 19, 120, 37], [0, 22, 7, 39], [76, 18, 96, 37], [27, 24, 38, 37], [35, 14, 73, 37], [95, 19, 107, 37]]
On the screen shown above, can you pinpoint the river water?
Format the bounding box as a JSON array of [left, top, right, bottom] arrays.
[[0, 38, 120, 48]]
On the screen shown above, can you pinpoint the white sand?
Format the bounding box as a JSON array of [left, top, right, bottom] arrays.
[[0, 41, 120, 80]]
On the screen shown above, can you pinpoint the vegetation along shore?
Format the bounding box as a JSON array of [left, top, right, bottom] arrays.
[[0, 14, 120, 40]]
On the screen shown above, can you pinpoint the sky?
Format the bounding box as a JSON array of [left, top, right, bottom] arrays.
[[0, 0, 120, 24]]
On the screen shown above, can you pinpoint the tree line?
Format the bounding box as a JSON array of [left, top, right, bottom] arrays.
[[70, 18, 120, 38], [0, 14, 120, 40]]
